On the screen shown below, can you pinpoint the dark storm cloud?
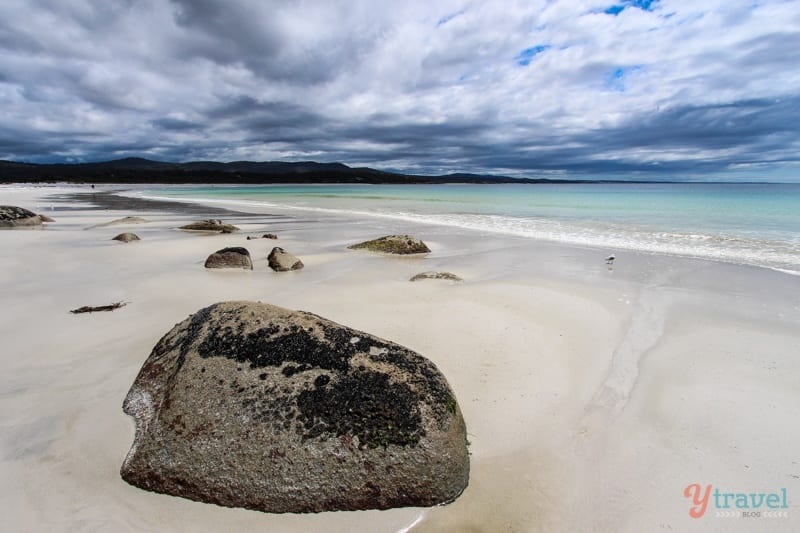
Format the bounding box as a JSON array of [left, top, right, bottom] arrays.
[[206, 96, 322, 127], [169, 0, 284, 76], [149, 118, 202, 131], [0, 0, 798, 179], [581, 98, 800, 154]]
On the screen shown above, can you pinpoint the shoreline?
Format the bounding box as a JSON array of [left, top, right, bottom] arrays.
[[1, 185, 799, 532], [126, 185, 800, 279]]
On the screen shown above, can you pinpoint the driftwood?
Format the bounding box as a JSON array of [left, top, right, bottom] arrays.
[[70, 302, 128, 314]]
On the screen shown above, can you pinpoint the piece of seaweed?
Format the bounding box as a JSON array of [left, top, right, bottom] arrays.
[[70, 302, 128, 314]]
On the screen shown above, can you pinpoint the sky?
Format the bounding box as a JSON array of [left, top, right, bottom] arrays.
[[1, 0, 799, 180]]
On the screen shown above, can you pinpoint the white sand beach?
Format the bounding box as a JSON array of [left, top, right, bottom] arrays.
[[1, 185, 799, 532]]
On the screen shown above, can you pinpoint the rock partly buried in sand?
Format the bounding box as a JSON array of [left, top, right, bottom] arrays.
[[0, 206, 43, 227], [89, 216, 148, 229], [121, 301, 468, 513], [348, 235, 430, 255], [180, 219, 239, 233], [204, 247, 253, 269], [39, 214, 56, 223], [267, 246, 304, 271], [247, 233, 278, 240], [410, 271, 462, 282], [112, 232, 140, 243]]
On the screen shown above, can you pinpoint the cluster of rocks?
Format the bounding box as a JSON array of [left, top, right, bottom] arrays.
[[121, 301, 469, 513], [204, 246, 304, 272], [202, 234, 464, 284]]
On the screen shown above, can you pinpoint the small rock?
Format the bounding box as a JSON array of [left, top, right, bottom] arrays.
[[410, 271, 462, 282], [267, 247, 303, 271], [180, 219, 239, 233], [204, 247, 253, 269], [247, 234, 278, 240], [0, 206, 43, 227], [348, 235, 430, 255], [120, 301, 469, 513], [112, 232, 141, 243]]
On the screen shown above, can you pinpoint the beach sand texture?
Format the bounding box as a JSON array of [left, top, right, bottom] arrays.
[[1, 185, 799, 532]]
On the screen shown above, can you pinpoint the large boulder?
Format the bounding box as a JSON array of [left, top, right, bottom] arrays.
[[180, 219, 239, 233], [0, 206, 43, 227], [348, 235, 430, 255], [112, 232, 140, 243], [267, 247, 304, 271], [410, 271, 462, 282], [120, 301, 469, 513], [204, 247, 253, 269]]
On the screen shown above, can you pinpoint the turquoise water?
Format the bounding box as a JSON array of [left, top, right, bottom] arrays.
[[140, 183, 800, 274]]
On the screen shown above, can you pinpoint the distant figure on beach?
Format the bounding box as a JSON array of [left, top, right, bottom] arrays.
[[91, 184, 95, 189], [605, 254, 615, 265]]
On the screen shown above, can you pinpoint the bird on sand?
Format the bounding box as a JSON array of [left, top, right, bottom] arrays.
[[605, 254, 615, 265]]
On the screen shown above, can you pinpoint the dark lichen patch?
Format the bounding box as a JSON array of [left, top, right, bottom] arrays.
[[368, 348, 455, 424], [296, 369, 423, 448], [196, 321, 370, 373]]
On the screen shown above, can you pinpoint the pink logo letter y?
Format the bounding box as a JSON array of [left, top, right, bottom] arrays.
[[684, 483, 712, 518]]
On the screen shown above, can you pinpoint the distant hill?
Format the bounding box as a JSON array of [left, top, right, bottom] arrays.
[[0, 158, 582, 184]]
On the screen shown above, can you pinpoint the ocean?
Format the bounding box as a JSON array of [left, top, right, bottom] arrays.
[[136, 182, 800, 275]]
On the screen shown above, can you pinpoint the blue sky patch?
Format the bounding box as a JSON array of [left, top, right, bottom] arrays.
[[604, 0, 658, 16], [607, 65, 644, 91], [515, 45, 551, 66]]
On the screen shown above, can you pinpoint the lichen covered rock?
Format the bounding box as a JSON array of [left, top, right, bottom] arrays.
[[120, 301, 468, 513], [180, 219, 239, 233], [204, 247, 253, 269], [348, 235, 430, 255], [0, 206, 43, 227]]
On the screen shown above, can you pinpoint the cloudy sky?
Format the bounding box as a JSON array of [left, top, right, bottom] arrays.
[[1, 0, 799, 179]]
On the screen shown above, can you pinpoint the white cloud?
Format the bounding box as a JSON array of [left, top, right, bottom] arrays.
[[0, 0, 798, 177]]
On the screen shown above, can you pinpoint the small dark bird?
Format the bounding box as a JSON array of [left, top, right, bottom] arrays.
[[605, 254, 615, 265]]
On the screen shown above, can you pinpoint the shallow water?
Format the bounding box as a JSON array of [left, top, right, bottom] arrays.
[[137, 183, 800, 274]]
